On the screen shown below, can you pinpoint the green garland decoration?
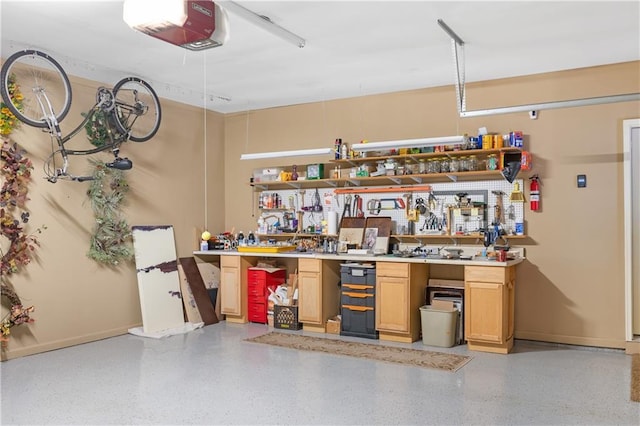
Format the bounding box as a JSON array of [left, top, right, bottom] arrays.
[[82, 109, 110, 148], [86, 159, 133, 265]]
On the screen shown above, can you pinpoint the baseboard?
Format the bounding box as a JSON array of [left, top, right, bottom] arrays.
[[626, 340, 640, 354], [515, 331, 625, 350], [1, 324, 140, 361]]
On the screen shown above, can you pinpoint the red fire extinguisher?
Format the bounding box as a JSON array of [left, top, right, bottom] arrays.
[[529, 174, 540, 211]]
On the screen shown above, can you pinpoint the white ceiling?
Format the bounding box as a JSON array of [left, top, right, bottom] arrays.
[[1, 1, 639, 114]]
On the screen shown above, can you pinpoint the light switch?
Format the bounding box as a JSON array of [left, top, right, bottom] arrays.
[[577, 174, 587, 188]]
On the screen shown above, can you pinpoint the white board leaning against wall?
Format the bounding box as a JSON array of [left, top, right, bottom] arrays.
[[132, 225, 185, 333]]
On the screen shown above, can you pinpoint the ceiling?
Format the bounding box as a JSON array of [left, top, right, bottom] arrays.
[[1, 1, 639, 114]]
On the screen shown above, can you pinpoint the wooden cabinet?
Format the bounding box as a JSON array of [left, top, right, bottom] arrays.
[[220, 255, 257, 323], [375, 262, 428, 343], [297, 258, 340, 332], [464, 265, 516, 354]]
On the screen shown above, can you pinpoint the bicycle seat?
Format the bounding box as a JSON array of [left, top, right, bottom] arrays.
[[106, 157, 133, 170]]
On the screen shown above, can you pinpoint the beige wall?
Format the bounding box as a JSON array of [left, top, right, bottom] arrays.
[[224, 61, 640, 349], [2, 61, 638, 360], [1, 74, 225, 360]]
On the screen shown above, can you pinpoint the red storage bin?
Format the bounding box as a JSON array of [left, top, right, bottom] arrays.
[[247, 268, 286, 324]]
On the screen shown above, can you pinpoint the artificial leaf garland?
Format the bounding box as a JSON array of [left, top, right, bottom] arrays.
[[0, 139, 42, 341], [0, 74, 23, 136], [0, 75, 40, 342], [86, 158, 133, 265]]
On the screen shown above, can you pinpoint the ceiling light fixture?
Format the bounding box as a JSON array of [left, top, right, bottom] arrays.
[[240, 147, 332, 161], [351, 136, 465, 152], [222, 1, 306, 48], [123, 0, 229, 51]]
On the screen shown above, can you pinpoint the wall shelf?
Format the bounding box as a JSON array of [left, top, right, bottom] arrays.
[[330, 147, 522, 166], [391, 234, 527, 240], [251, 170, 507, 190]]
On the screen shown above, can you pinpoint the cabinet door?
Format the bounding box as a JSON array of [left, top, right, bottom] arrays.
[[298, 271, 321, 323], [465, 281, 505, 343], [376, 276, 409, 332], [220, 266, 241, 315]]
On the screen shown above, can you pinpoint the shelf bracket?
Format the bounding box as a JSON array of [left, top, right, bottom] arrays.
[[446, 174, 458, 182], [346, 178, 361, 186], [388, 177, 402, 185]]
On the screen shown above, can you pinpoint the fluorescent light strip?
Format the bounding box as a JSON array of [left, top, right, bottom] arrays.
[[351, 136, 465, 152], [222, 1, 306, 48], [240, 147, 332, 160]]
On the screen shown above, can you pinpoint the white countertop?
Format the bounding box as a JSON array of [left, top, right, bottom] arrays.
[[193, 250, 524, 267]]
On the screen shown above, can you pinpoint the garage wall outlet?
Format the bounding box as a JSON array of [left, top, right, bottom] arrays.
[[529, 110, 538, 120]]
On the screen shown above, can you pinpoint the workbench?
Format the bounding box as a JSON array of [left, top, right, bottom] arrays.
[[194, 250, 524, 354]]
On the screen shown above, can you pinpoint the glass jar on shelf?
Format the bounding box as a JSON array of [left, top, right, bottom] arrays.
[[467, 155, 478, 171], [427, 158, 441, 174], [449, 157, 460, 173], [440, 157, 450, 173], [459, 156, 469, 172], [418, 159, 427, 174], [486, 154, 498, 170], [405, 162, 417, 175]]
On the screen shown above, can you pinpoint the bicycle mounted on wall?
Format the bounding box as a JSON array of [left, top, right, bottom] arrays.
[[0, 49, 162, 182]]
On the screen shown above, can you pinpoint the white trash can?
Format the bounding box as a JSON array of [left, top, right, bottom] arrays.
[[419, 305, 458, 348]]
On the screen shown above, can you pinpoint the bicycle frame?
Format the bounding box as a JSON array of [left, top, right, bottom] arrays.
[[43, 90, 130, 156], [39, 87, 138, 181]]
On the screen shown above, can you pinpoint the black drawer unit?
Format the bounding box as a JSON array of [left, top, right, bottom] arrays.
[[341, 305, 377, 339], [341, 291, 375, 308], [340, 265, 378, 339], [341, 265, 376, 286]]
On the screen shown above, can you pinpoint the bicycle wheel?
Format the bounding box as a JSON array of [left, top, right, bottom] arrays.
[[112, 77, 161, 142], [0, 49, 72, 128]]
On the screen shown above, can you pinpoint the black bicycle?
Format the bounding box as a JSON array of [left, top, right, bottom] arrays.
[[0, 49, 161, 182]]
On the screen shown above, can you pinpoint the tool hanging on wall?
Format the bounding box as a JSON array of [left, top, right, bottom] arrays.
[[509, 182, 525, 203], [298, 189, 306, 211], [311, 188, 322, 212], [341, 194, 352, 218], [367, 198, 406, 215], [353, 195, 364, 217], [415, 197, 428, 214], [492, 190, 505, 225]]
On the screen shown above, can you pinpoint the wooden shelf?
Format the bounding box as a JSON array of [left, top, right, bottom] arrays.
[[250, 170, 507, 190], [330, 147, 523, 166], [257, 233, 338, 238], [391, 234, 527, 240]]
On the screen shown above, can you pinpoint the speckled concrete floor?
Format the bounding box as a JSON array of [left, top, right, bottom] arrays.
[[1, 322, 638, 425]]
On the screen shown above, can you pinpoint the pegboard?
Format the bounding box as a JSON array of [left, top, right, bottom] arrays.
[[255, 179, 525, 237]]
